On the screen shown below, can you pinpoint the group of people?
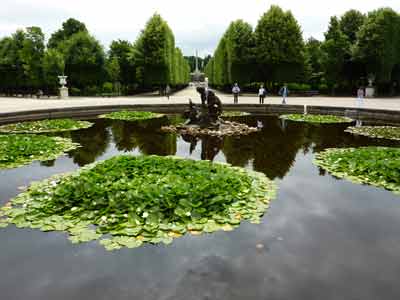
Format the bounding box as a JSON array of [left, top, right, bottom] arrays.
[[232, 83, 365, 106], [231, 83, 289, 104]]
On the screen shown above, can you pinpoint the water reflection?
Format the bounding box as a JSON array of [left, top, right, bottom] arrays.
[[111, 119, 176, 155], [1, 115, 400, 300], [220, 117, 309, 179], [67, 120, 111, 166]]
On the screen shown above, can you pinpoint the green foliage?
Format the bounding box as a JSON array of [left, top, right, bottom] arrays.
[[286, 83, 311, 91], [99, 111, 164, 121], [105, 56, 120, 84], [254, 6, 305, 83], [0, 27, 45, 92], [321, 17, 351, 91], [0, 119, 93, 134], [280, 114, 353, 124], [61, 31, 106, 89], [224, 20, 255, 84], [354, 8, 400, 84], [345, 126, 400, 141], [212, 36, 229, 86], [314, 147, 400, 194], [43, 49, 65, 91], [109, 40, 135, 88], [19, 27, 45, 89], [339, 10, 366, 42], [305, 37, 324, 85], [48, 18, 88, 49], [208, 6, 306, 86], [0, 135, 79, 169], [0, 15, 189, 95], [133, 14, 189, 87], [184, 55, 205, 72], [0, 155, 276, 250], [102, 82, 114, 94]]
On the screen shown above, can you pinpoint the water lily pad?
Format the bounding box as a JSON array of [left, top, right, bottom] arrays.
[[345, 126, 400, 141], [0, 134, 79, 169], [0, 155, 276, 250], [280, 114, 353, 124], [0, 119, 93, 133], [99, 111, 164, 121], [314, 147, 400, 195]]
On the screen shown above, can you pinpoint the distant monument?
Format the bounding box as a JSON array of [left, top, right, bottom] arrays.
[[58, 75, 69, 99], [190, 50, 205, 82]]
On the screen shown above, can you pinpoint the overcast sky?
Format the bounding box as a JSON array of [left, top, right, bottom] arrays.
[[1, 0, 399, 56]]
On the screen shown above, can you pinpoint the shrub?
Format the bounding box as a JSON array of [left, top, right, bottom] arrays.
[[102, 82, 113, 93]]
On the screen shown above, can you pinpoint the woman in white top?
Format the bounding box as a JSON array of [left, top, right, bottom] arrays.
[[357, 87, 364, 107], [232, 83, 240, 104], [258, 85, 266, 104]]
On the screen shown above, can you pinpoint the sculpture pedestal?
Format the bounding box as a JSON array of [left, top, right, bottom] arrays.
[[59, 87, 69, 99], [365, 87, 375, 98]]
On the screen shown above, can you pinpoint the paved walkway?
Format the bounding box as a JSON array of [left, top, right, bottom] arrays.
[[1, 86, 400, 113]]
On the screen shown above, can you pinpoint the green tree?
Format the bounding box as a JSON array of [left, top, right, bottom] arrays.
[[109, 40, 135, 90], [20, 27, 45, 90], [43, 49, 65, 94], [105, 56, 120, 84], [321, 17, 350, 93], [254, 5, 305, 84], [48, 18, 88, 49], [354, 8, 400, 87], [305, 37, 323, 87], [133, 14, 174, 88], [212, 36, 229, 86], [0, 37, 20, 94], [339, 10, 366, 42], [132, 13, 189, 89], [62, 31, 106, 92], [224, 20, 255, 84], [204, 57, 214, 84]]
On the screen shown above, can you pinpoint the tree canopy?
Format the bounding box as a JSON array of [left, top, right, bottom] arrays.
[[0, 15, 190, 96]]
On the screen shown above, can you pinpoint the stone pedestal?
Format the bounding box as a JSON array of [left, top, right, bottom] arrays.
[[59, 87, 69, 99], [365, 87, 375, 98]]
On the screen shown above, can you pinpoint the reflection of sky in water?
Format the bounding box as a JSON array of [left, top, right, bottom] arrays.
[[0, 116, 399, 300]]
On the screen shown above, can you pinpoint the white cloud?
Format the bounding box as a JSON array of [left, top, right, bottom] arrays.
[[1, 0, 399, 56]]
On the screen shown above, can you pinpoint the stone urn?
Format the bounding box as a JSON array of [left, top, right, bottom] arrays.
[[365, 76, 375, 98], [58, 75, 69, 99]]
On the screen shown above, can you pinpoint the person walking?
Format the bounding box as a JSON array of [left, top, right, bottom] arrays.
[[279, 84, 289, 104], [232, 83, 240, 104], [357, 86, 364, 107], [165, 84, 171, 100], [258, 85, 266, 104]]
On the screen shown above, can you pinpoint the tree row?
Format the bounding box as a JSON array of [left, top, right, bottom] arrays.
[[205, 6, 400, 96], [0, 14, 190, 96]]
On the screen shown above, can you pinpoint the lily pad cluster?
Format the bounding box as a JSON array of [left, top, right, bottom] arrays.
[[0, 119, 93, 133], [0, 134, 80, 169], [99, 111, 164, 121], [0, 155, 276, 250], [314, 147, 400, 194], [221, 111, 250, 117], [280, 114, 353, 124], [345, 126, 400, 141]]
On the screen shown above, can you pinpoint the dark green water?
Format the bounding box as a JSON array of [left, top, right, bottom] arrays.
[[1, 115, 399, 300]]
